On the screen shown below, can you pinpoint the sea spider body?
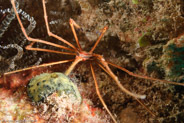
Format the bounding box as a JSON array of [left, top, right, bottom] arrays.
[[1, 0, 184, 122]]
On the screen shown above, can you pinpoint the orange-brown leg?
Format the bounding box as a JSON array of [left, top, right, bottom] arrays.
[[97, 60, 146, 99], [89, 26, 108, 53], [4, 59, 74, 76], [65, 56, 83, 76], [3, 59, 74, 82], [96, 61, 156, 117], [10, 0, 75, 52], [25, 42, 76, 56], [90, 63, 117, 123], [42, 0, 78, 51], [107, 61, 184, 86], [135, 98, 156, 117], [103, 60, 184, 117], [69, 18, 82, 51]]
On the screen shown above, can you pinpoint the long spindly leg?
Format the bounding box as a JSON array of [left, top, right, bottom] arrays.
[[97, 61, 156, 117], [25, 42, 76, 56], [3, 59, 74, 83], [65, 56, 83, 76], [90, 63, 117, 123], [42, 0, 78, 51], [69, 19, 82, 51], [89, 26, 108, 53], [107, 61, 184, 86], [135, 98, 156, 117], [97, 61, 146, 99], [10, 0, 75, 52]]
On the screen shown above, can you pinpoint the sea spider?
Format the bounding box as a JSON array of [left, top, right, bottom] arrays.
[[2, 0, 184, 122]]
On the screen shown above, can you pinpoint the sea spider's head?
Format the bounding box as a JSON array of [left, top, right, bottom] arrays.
[[77, 51, 93, 61]]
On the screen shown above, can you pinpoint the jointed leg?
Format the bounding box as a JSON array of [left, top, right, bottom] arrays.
[[69, 19, 82, 51], [65, 56, 83, 76], [4, 59, 74, 76], [2, 58, 74, 89], [89, 26, 108, 53], [90, 63, 117, 123], [107, 61, 184, 86], [42, 0, 78, 51], [26, 42, 76, 56], [96, 59, 156, 117], [3, 59, 74, 84], [11, 0, 75, 52], [135, 98, 156, 117], [97, 61, 146, 99], [96, 61, 156, 116]]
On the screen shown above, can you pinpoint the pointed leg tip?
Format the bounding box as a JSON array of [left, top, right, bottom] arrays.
[[102, 26, 108, 33], [140, 95, 146, 99], [69, 18, 73, 24]]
